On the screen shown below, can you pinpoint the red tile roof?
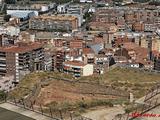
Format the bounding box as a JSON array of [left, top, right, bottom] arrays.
[[0, 42, 43, 53], [123, 42, 148, 64], [94, 36, 104, 44], [64, 61, 86, 67], [82, 48, 94, 55]]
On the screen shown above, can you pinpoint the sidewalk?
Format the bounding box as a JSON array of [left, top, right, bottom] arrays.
[[0, 103, 59, 120]]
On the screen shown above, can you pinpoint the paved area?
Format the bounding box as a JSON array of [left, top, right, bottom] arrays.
[[0, 107, 35, 120], [82, 106, 125, 120], [0, 103, 58, 120], [134, 91, 160, 120], [134, 105, 160, 120]]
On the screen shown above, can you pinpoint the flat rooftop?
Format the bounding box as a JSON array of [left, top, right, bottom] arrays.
[[0, 107, 35, 120], [31, 15, 77, 21]]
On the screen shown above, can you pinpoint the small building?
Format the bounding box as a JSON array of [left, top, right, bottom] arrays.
[[80, 0, 93, 3], [6, 26, 20, 36], [128, 62, 144, 68], [113, 56, 128, 64], [82, 48, 95, 64], [57, 3, 70, 13], [63, 61, 93, 77], [95, 54, 109, 65], [8, 11, 36, 21]]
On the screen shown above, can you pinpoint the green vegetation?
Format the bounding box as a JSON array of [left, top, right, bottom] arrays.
[[133, 0, 150, 3], [79, 67, 160, 83], [113, 0, 123, 2], [10, 67, 160, 99], [84, 12, 93, 20], [149, 0, 160, 6], [78, 67, 160, 98], [0, 90, 6, 101], [97, 4, 106, 7], [45, 98, 126, 113], [9, 71, 74, 99], [8, 67, 160, 116]]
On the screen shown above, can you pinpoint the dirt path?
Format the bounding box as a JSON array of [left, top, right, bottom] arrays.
[[82, 106, 125, 120]]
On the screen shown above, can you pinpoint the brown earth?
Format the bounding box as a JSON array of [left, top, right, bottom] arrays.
[[36, 80, 120, 105]]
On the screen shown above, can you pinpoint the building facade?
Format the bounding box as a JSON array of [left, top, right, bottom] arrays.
[[63, 61, 93, 77], [0, 42, 44, 82], [29, 15, 78, 32]]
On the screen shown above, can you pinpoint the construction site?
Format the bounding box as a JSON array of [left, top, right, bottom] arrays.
[[2, 67, 159, 120]]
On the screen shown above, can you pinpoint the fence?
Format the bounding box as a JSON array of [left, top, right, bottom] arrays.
[[4, 76, 130, 120], [4, 96, 93, 120], [48, 76, 130, 98], [113, 83, 160, 120], [0, 92, 7, 104]]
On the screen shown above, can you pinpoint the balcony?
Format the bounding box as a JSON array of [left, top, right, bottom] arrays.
[[0, 58, 6, 61]]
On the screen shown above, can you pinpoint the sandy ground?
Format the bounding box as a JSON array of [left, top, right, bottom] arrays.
[[82, 106, 125, 120]]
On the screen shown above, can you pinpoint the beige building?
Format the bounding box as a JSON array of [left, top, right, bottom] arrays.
[[152, 36, 160, 52], [140, 36, 149, 48], [29, 15, 78, 32], [63, 61, 93, 77]]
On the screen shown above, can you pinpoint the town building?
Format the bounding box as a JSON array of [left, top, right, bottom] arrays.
[[52, 50, 65, 71], [57, 3, 70, 13], [82, 48, 95, 64], [7, 2, 56, 15], [29, 15, 78, 32], [0, 42, 44, 82], [154, 56, 160, 71], [63, 60, 93, 77], [80, 0, 93, 3]]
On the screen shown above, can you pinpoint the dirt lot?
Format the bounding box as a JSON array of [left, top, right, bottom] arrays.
[[36, 80, 122, 106], [9, 67, 160, 119], [82, 106, 125, 120]]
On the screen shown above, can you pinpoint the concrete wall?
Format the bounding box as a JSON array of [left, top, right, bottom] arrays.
[[82, 64, 93, 76]]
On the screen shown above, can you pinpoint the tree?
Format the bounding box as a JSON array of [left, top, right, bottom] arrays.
[[4, 15, 11, 22], [0, 90, 6, 101]]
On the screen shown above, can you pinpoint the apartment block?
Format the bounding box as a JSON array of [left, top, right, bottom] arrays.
[[154, 56, 160, 71], [82, 48, 95, 64], [132, 22, 144, 31], [29, 15, 78, 32], [63, 61, 93, 77], [0, 42, 44, 82], [52, 50, 65, 71], [152, 36, 160, 52], [140, 37, 149, 48]]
